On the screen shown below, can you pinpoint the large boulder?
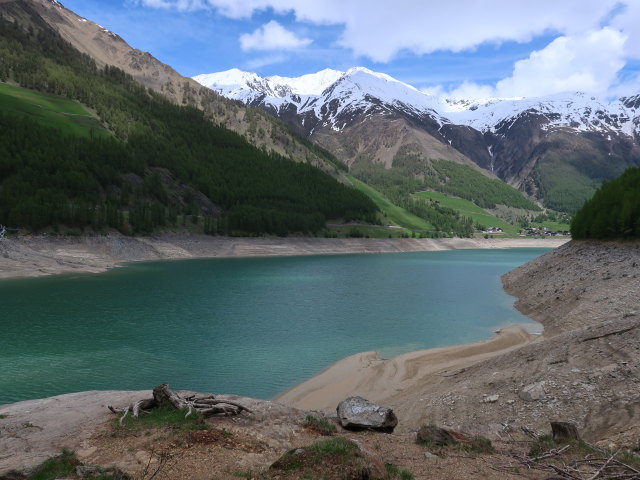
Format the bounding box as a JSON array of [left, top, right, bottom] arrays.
[[519, 381, 546, 401], [336, 397, 398, 432]]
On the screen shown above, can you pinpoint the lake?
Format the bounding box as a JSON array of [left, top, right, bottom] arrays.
[[0, 248, 548, 404]]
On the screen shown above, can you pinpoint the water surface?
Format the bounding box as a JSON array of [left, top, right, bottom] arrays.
[[0, 248, 547, 404]]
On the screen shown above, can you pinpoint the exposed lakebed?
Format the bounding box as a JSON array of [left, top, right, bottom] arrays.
[[0, 248, 548, 404]]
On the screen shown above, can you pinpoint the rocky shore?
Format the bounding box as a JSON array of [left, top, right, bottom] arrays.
[[1, 239, 638, 479], [0, 234, 566, 279], [278, 240, 640, 446]]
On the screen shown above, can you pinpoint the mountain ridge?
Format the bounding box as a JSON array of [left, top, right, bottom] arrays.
[[194, 66, 639, 137], [14, 0, 345, 175], [195, 67, 640, 212]]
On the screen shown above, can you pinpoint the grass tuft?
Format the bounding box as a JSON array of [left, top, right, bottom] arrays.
[[528, 434, 555, 457], [28, 450, 78, 480], [303, 415, 337, 435], [385, 462, 414, 479], [309, 437, 359, 456], [113, 405, 208, 434], [463, 435, 495, 454]]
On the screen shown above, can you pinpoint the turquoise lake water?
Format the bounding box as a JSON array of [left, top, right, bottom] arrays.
[[0, 248, 549, 404]]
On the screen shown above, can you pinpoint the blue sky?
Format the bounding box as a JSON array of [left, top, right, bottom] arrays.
[[62, 0, 640, 98]]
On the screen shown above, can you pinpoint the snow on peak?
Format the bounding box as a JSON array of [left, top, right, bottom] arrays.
[[193, 66, 639, 135], [193, 68, 344, 98], [193, 69, 261, 88], [266, 69, 343, 95]]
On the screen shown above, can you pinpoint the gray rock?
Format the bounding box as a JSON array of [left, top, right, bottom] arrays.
[[482, 394, 499, 403], [336, 396, 397, 432], [519, 381, 546, 401]]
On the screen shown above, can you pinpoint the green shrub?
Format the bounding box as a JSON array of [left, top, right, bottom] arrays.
[[528, 434, 555, 457]]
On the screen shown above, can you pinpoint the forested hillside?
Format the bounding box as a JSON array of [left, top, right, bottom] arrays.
[[570, 167, 640, 239], [0, 16, 377, 235]]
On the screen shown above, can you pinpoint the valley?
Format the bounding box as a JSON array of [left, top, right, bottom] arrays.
[[197, 67, 640, 214], [1, 1, 640, 479]]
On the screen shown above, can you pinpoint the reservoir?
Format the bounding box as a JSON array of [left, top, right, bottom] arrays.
[[0, 248, 548, 404]]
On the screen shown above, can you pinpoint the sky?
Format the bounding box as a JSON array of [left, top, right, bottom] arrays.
[[61, 0, 640, 99]]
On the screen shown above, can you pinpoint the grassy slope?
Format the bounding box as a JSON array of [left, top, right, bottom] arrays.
[[415, 191, 570, 236], [347, 175, 434, 231], [0, 83, 107, 137], [415, 191, 518, 234]]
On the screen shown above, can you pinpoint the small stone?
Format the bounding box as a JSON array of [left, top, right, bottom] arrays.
[[506, 399, 515, 405], [519, 381, 546, 401], [483, 394, 499, 403], [424, 452, 438, 459]]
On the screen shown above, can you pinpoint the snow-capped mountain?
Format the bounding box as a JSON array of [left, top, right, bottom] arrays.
[[193, 68, 344, 102], [194, 67, 640, 212], [196, 67, 639, 138]]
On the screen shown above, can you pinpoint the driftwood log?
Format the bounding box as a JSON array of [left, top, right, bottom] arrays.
[[108, 383, 252, 424]]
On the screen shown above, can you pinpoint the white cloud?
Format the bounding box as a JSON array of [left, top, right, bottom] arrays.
[[497, 27, 627, 97], [610, 1, 640, 59], [135, 0, 209, 11], [239, 21, 312, 51], [244, 53, 289, 70], [132, 0, 640, 98], [446, 28, 628, 99], [135, 1, 621, 59]]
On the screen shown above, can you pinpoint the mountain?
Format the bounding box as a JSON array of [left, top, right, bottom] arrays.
[[196, 67, 640, 212], [8, 0, 344, 174], [0, 0, 378, 235], [193, 68, 343, 99]]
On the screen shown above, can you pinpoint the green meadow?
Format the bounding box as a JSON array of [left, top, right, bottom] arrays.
[[415, 191, 570, 236], [347, 175, 434, 231], [0, 83, 107, 138], [415, 191, 518, 234]]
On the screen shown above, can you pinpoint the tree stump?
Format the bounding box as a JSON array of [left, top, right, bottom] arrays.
[[551, 422, 580, 443], [108, 383, 252, 424]]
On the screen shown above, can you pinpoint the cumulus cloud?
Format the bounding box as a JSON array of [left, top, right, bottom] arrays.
[[445, 28, 628, 99], [132, 0, 640, 97], [497, 28, 627, 97], [239, 21, 311, 51], [132, 1, 637, 60], [135, 0, 621, 59], [610, 1, 640, 59]]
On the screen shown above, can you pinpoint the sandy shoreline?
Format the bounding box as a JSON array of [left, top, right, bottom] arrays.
[[0, 234, 567, 280], [0, 233, 564, 433], [274, 325, 538, 426]]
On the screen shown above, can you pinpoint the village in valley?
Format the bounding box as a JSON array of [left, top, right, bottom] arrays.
[[482, 226, 571, 237]]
